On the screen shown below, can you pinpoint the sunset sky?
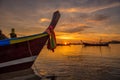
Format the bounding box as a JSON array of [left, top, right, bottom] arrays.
[[0, 0, 120, 43]]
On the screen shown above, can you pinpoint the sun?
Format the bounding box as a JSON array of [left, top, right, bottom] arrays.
[[64, 42, 67, 45]]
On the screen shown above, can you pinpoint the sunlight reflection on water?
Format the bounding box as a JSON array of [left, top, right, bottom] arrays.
[[34, 44, 120, 80]]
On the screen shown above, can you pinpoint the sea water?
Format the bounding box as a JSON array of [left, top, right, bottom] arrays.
[[34, 44, 120, 80]]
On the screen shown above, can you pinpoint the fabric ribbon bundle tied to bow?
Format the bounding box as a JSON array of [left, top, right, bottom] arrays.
[[46, 26, 57, 52]]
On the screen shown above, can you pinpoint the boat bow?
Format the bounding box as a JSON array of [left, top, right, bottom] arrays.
[[0, 11, 60, 74]]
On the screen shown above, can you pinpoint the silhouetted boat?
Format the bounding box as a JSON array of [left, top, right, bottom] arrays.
[[0, 11, 60, 74], [83, 42, 109, 46]]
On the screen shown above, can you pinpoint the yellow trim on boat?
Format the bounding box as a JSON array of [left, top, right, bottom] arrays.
[[10, 33, 48, 44]]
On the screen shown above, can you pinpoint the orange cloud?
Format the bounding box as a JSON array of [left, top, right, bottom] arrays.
[[60, 2, 120, 13], [39, 18, 50, 22], [56, 30, 120, 43], [60, 8, 79, 13]]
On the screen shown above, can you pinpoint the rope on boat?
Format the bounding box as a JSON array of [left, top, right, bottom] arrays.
[[27, 41, 40, 76]]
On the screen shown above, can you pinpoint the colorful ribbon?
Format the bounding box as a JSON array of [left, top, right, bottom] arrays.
[[46, 26, 56, 52]]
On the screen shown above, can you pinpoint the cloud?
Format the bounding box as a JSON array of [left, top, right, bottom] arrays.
[[59, 25, 92, 33], [61, 3, 119, 13], [0, 0, 120, 41], [39, 18, 50, 22], [93, 14, 110, 21], [86, 14, 110, 23], [90, 2, 120, 13]]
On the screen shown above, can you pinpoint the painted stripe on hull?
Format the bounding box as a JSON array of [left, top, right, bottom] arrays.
[[0, 56, 37, 68], [0, 32, 48, 46], [10, 33, 48, 45], [0, 61, 34, 74]]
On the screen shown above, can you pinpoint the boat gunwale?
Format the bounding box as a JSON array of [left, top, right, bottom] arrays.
[[0, 32, 48, 46]]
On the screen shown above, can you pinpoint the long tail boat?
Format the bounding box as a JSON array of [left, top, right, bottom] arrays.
[[0, 11, 60, 74], [83, 42, 109, 46]]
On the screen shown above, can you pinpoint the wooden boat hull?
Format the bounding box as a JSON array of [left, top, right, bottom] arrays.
[[0, 11, 60, 74], [0, 35, 48, 74]]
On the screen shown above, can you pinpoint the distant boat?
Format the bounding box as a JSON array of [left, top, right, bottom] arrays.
[[83, 42, 109, 46], [0, 11, 60, 74], [109, 40, 120, 44]]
